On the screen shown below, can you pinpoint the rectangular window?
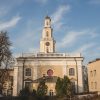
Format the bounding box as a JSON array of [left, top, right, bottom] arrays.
[[94, 70, 96, 76], [90, 71, 93, 77], [95, 82, 97, 89], [69, 68, 75, 76], [91, 82, 93, 89], [25, 68, 31, 76]]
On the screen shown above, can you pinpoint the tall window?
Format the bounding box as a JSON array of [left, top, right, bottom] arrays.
[[91, 82, 93, 89], [94, 70, 96, 76], [90, 71, 93, 77], [95, 82, 97, 89], [46, 31, 49, 37], [25, 68, 31, 76], [69, 68, 75, 76], [46, 21, 49, 25]]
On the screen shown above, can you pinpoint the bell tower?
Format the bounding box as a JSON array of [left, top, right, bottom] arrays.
[[40, 16, 56, 53]]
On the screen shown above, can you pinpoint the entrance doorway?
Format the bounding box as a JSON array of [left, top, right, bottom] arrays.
[[25, 82, 31, 89], [71, 82, 75, 94], [49, 90, 53, 96]]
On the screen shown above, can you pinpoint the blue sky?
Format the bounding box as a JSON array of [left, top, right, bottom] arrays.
[[0, 0, 100, 65]]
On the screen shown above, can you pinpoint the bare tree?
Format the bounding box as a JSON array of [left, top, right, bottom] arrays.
[[0, 31, 12, 94], [0, 31, 12, 67]]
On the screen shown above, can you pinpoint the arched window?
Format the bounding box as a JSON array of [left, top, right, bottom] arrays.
[[46, 21, 49, 25], [90, 71, 93, 77], [46, 31, 49, 37], [25, 68, 31, 76], [69, 68, 75, 76]]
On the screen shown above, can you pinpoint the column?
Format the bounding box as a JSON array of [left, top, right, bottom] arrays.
[[13, 66, 18, 96]]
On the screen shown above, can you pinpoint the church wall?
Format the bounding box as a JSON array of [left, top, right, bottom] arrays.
[[38, 65, 64, 78], [15, 58, 83, 95], [34, 58, 83, 93], [33, 83, 39, 90]]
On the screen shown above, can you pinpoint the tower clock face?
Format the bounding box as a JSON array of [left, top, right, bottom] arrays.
[[45, 42, 50, 46]]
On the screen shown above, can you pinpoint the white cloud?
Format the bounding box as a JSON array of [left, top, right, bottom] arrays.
[[13, 53, 21, 58], [52, 5, 70, 24], [10, 46, 15, 50], [0, 16, 21, 30], [77, 43, 100, 65], [97, 47, 100, 50], [13, 20, 41, 53], [57, 30, 88, 48], [74, 43, 95, 53], [0, 0, 25, 18], [90, 31, 99, 38], [29, 47, 39, 53], [57, 29, 98, 48], [51, 5, 70, 31]]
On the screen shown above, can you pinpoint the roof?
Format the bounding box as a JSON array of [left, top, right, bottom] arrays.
[[32, 76, 58, 83], [16, 52, 82, 59], [45, 16, 51, 20], [88, 58, 100, 64]]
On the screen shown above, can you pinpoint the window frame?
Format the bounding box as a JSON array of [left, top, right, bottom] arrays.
[[94, 70, 96, 76], [25, 68, 31, 76], [46, 31, 49, 37], [95, 82, 97, 89], [90, 71, 93, 77], [91, 82, 93, 89], [69, 68, 75, 76]]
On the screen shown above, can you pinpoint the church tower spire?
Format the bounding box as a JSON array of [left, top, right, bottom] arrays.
[[40, 16, 56, 53], [44, 16, 51, 28]]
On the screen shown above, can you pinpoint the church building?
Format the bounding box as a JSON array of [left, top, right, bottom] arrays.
[[13, 16, 84, 96]]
